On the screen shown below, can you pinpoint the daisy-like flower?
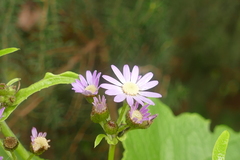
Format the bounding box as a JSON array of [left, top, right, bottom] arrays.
[[30, 127, 50, 155], [71, 70, 101, 96], [0, 107, 5, 119], [101, 64, 162, 106], [129, 102, 157, 124], [127, 102, 158, 129]]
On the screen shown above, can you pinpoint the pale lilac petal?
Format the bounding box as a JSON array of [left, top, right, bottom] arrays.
[[138, 96, 155, 105], [79, 75, 88, 86], [136, 72, 153, 87], [72, 81, 84, 91], [101, 83, 121, 90], [105, 89, 123, 95], [126, 96, 134, 106], [139, 91, 162, 98], [0, 107, 5, 118], [102, 75, 122, 86], [86, 70, 92, 84], [123, 65, 131, 82], [139, 81, 159, 90], [140, 104, 149, 113], [42, 132, 47, 137], [133, 96, 144, 105], [148, 114, 158, 121], [111, 65, 126, 83], [114, 94, 126, 102], [32, 127, 38, 138], [92, 70, 97, 78], [95, 72, 102, 86], [131, 66, 139, 83]]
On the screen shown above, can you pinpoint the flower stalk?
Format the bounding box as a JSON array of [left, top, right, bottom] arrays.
[[108, 144, 116, 160], [117, 102, 128, 126]]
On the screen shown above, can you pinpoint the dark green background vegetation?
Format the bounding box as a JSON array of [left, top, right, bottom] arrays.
[[1, 0, 240, 159]]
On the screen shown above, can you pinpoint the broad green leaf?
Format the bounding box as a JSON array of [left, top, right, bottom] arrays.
[[212, 130, 230, 160], [1, 71, 78, 121], [0, 48, 19, 57], [122, 99, 240, 160], [94, 134, 107, 148]]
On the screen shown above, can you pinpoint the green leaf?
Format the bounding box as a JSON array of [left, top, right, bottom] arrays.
[[122, 99, 240, 160], [117, 134, 127, 142], [212, 130, 230, 160], [0, 48, 19, 57], [105, 136, 118, 145], [94, 134, 107, 148], [0, 71, 78, 121]]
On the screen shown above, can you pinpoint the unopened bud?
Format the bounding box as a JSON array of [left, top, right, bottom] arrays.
[[104, 120, 118, 135]]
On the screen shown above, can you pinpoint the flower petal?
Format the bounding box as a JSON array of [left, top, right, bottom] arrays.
[[95, 72, 102, 86], [102, 75, 122, 86], [136, 72, 153, 87], [79, 75, 88, 86], [86, 70, 92, 84], [111, 65, 126, 84], [139, 91, 162, 98], [126, 96, 134, 106], [0, 107, 5, 118], [133, 96, 144, 105], [138, 96, 155, 105], [31, 127, 38, 138], [105, 89, 123, 95], [114, 94, 126, 102], [101, 83, 122, 91], [123, 65, 131, 82], [139, 80, 159, 90], [131, 65, 139, 83]]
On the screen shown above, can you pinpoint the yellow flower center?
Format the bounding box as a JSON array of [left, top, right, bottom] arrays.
[[32, 137, 50, 152], [122, 82, 139, 96], [131, 110, 143, 123], [85, 85, 97, 94]]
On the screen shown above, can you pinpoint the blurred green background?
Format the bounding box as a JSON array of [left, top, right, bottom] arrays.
[[1, 0, 240, 159]]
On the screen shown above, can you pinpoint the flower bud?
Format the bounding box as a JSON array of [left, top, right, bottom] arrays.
[[0, 83, 17, 107], [90, 95, 109, 123], [104, 120, 118, 135], [3, 137, 19, 151], [91, 108, 109, 123]]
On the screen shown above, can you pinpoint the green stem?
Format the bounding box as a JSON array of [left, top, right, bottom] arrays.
[[108, 144, 116, 160], [27, 153, 34, 160], [117, 102, 128, 126], [0, 121, 30, 159], [10, 151, 17, 160]]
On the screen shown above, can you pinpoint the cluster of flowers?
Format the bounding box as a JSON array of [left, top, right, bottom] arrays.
[[71, 64, 162, 133]]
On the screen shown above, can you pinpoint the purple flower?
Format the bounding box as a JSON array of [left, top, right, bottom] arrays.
[[30, 127, 50, 155], [92, 95, 107, 113], [129, 102, 158, 124], [0, 107, 5, 119], [0, 156, 3, 160], [71, 70, 101, 96], [101, 65, 162, 106]]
